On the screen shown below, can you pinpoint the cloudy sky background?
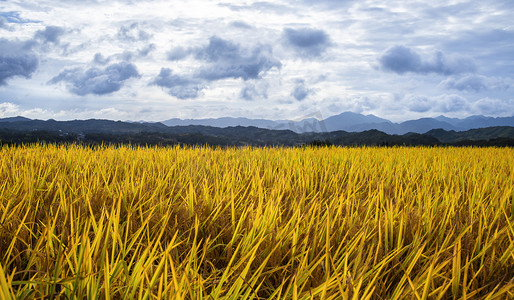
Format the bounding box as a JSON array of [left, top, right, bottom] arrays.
[[0, 0, 513, 122]]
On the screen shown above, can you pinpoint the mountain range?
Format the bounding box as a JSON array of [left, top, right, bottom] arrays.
[[162, 112, 514, 134], [1, 115, 513, 147]]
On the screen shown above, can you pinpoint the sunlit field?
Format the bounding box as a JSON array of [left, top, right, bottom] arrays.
[[0, 145, 513, 299]]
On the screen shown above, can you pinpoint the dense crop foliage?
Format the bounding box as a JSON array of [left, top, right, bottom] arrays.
[[0, 145, 513, 299]]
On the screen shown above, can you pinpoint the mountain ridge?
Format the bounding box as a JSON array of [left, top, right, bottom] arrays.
[[160, 112, 514, 134], [4, 112, 513, 135], [0, 116, 513, 147]]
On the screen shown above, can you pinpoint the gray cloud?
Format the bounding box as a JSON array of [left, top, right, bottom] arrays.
[[379, 45, 476, 75], [240, 85, 257, 101], [440, 74, 509, 92], [93, 44, 155, 66], [442, 28, 514, 76], [240, 82, 268, 101], [167, 46, 190, 61], [471, 97, 514, 115], [230, 21, 252, 29], [283, 27, 330, 57], [0, 17, 8, 29], [93, 53, 110, 65], [152, 68, 203, 99], [138, 43, 155, 57], [219, 2, 290, 14], [404, 95, 431, 113], [291, 79, 313, 101], [300, 0, 356, 8], [117, 45, 155, 61], [49, 62, 140, 95], [435, 94, 468, 113], [119, 51, 135, 61], [444, 29, 514, 53], [196, 36, 281, 81], [157, 36, 281, 99], [0, 11, 39, 24], [400, 94, 470, 114], [0, 39, 38, 85], [117, 22, 151, 42], [35, 26, 65, 44]]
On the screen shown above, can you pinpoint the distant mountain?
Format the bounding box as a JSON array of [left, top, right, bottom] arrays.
[[162, 117, 281, 129], [0, 116, 32, 122], [323, 112, 391, 132], [434, 115, 514, 130], [397, 118, 459, 134], [161, 112, 392, 133], [161, 112, 514, 134]]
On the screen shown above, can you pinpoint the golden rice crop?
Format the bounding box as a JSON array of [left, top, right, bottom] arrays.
[[0, 144, 513, 299]]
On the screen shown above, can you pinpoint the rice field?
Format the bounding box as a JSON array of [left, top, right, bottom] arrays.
[[0, 145, 513, 299]]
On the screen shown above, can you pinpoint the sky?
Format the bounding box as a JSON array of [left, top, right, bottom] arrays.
[[0, 0, 513, 122]]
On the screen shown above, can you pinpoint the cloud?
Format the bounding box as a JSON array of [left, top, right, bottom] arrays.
[[195, 36, 281, 81], [400, 94, 470, 114], [34, 26, 65, 44], [0, 39, 39, 85], [230, 21, 252, 29], [0, 101, 140, 120], [403, 95, 432, 113], [444, 29, 514, 53], [327, 95, 380, 114], [138, 43, 155, 57], [471, 97, 514, 115], [0, 17, 9, 29], [291, 79, 313, 101], [300, 0, 356, 8], [93, 53, 110, 65], [167, 46, 190, 61], [440, 74, 509, 92], [0, 102, 20, 116], [92, 44, 155, 65], [157, 36, 280, 99], [219, 2, 290, 14], [434, 94, 468, 113], [0, 11, 39, 24], [240, 82, 268, 101], [152, 68, 203, 99], [283, 27, 330, 57], [0, 102, 49, 118], [379, 45, 476, 75], [49, 62, 140, 95], [403, 93, 514, 115], [117, 22, 151, 42]]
